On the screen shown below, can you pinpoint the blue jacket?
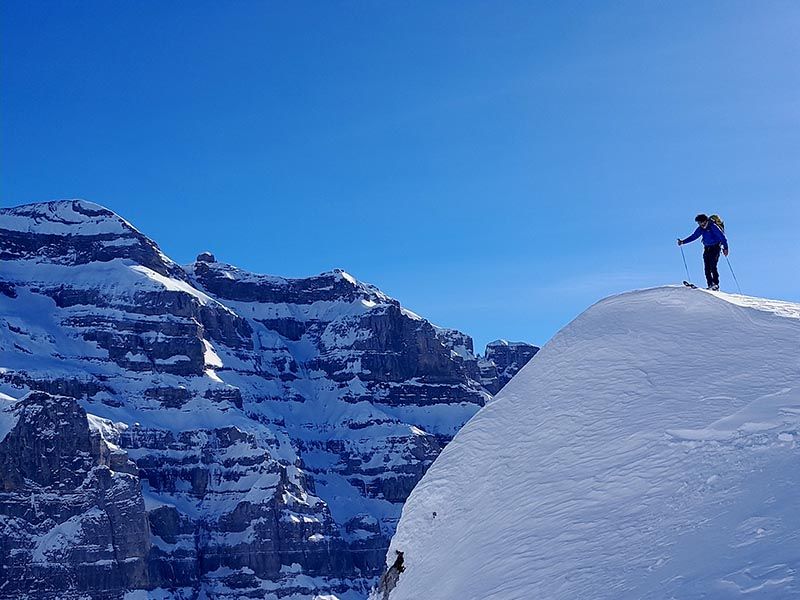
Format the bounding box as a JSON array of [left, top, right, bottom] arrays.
[[681, 222, 728, 250]]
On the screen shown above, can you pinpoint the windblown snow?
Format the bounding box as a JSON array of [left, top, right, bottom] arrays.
[[382, 286, 800, 600]]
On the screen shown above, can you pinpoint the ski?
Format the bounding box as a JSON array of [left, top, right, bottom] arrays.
[[683, 281, 698, 289]]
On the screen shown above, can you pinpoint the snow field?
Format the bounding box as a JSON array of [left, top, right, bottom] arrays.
[[384, 286, 800, 600]]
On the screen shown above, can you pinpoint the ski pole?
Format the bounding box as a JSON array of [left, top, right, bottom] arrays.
[[725, 255, 743, 294], [678, 239, 691, 282]]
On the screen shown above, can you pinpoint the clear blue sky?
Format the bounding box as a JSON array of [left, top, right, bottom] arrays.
[[2, 1, 798, 351]]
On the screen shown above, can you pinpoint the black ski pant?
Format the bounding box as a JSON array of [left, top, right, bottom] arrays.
[[703, 243, 721, 287]]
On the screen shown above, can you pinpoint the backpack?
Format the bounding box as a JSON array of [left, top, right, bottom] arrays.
[[709, 214, 724, 232]]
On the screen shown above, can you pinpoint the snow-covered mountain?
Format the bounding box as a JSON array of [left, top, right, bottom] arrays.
[[0, 199, 538, 600], [379, 286, 800, 600]]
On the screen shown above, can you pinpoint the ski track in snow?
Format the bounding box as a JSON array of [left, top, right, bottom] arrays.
[[384, 286, 800, 600]]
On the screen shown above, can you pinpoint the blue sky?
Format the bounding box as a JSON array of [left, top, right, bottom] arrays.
[[2, 1, 799, 350]]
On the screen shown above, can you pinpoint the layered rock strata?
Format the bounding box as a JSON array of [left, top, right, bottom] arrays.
[[0, 199, 535, 599], [479, 340, 540, 394]]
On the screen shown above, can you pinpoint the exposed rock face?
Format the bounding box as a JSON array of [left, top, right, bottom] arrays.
[[196, 251, 216, 263], [0, 392, 151, 599], [0, 199, 535, 599], [479, 340, 540, 394], [0, 199, 182, 277]]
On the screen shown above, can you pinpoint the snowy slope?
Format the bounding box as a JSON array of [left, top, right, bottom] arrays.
[[381, 286, 800, 600]]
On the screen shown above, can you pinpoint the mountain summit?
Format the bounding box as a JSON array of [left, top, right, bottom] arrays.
[[381, 286, 800, 600]]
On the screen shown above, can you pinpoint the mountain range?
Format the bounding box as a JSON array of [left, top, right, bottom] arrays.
[[0, 199, 538, 600]]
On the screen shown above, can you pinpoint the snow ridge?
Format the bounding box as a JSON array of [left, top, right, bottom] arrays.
[[1, 198, 138, 235], [383, 286, 800, 600]]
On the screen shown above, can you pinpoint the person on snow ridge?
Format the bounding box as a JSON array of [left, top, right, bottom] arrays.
[[677, 213, 729, 290]]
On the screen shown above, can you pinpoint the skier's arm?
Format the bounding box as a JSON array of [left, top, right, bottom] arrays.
[[679, 227, 702, 245], [713, 223, 729, 251]]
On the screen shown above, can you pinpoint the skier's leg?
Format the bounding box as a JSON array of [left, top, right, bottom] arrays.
[[709, 244, 721, 286], [703, 246, 714, 287]]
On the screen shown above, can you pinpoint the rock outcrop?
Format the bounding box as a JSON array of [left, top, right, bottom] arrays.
[[479, 340, 540, 394], [0, 392, 151, 599]]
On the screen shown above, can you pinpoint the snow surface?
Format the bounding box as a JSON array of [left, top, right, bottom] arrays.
[[0, 391, 19, 442], [383, 286, 800, 600], [0, 199, 132, 235], [486, 339, 531, 348], [32, 507, 107, 563]]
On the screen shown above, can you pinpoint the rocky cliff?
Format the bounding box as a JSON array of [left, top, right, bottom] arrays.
[[479, 340, 540, 394], [0, 199, 536, 599], [0, 392, 151, 599]]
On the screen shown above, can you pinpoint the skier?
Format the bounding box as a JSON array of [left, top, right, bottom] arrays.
[[677, 214, 729, 290]]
